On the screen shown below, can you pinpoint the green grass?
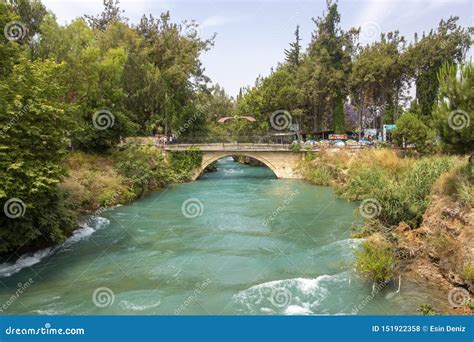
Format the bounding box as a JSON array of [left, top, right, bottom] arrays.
[[417, 304, 436, 315], [354, 236, 395, 283], [462, 264, 474, 283], [302, 149, 461, 228]]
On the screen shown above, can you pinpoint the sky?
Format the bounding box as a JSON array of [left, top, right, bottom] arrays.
[[42, 0, 473, 97]]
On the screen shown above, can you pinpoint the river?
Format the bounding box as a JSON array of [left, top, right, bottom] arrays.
[[0, 157, 441, 315]]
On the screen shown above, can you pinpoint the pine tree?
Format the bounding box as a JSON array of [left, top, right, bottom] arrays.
[[84, 0, 127, 31], [284, 25, 301, 66]]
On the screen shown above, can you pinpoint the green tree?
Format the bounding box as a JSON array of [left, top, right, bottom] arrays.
[[403, 17, 473, 118], [297, 0, 357, 131], [332, 91, 345, 133], [350, 32, 407, 130], [433, 62, 473, 154], [235, 64, 302, 138], [284, 25, 301, 67], [1, 24, 75, 252], [8, 0, 47, 46], [37, 18, 137, 150], [84, 0, 127, 32], [133, 12, 214, 136], [392, 112, 436, 154]]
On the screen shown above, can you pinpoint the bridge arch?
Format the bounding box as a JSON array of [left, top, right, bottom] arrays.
[[193, 152, 280, 180]]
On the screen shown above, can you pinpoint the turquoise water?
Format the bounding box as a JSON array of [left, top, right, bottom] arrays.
[[0, 157, 440, 315]]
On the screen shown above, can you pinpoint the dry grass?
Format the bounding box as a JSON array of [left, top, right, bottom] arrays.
[[433, 163, 474, 207], [60, 152, 133, 212]]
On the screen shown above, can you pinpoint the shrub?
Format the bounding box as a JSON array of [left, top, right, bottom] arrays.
[[338, 168, 392, 201], [457, 181, 474, 207], [302, 149, 459, 228], [303, 163, 335, 186], [403, 157, 453, 201], [427, 232, 458, 261], [114, 143, 173, 197], [417, 304, 436, 316], [61, 152, 132, 211], [355, 235, 395, 283], [0, 189, 76, 254], [468, 299, 474, 311], [462, 264, 474, 283], [168, 149, 203, 181], [392, 112, 436, 154]]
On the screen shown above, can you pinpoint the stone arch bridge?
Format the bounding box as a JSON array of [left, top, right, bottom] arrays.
[[164, 143, 306, 180]]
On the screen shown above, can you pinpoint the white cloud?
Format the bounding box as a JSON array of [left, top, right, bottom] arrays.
[[201, 15, 247, 29]]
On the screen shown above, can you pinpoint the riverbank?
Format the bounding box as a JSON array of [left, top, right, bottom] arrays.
[[61, 143, 204, 214], [300, 148, 473, 314], [0, 144, 203, 257]]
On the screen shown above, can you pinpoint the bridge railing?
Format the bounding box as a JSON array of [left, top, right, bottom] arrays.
[[168, 135, 292, 144], [164, 142, 292, 151], [124, 135, 294, 145], [123, 136, 368, 150]]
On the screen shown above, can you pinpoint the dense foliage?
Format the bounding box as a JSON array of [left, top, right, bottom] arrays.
[[433, 63, 473, 154], [0, 0, 212, 253], [168, 149, 203, 181], [0, 2, 75, 253], [233, 1, 472, 141], [392, 112, 435, 154]]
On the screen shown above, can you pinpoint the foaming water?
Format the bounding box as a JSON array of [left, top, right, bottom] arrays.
[[0, 248, 53, 278], [0, 216, 110, 278], [0, 157, 442, 314]]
